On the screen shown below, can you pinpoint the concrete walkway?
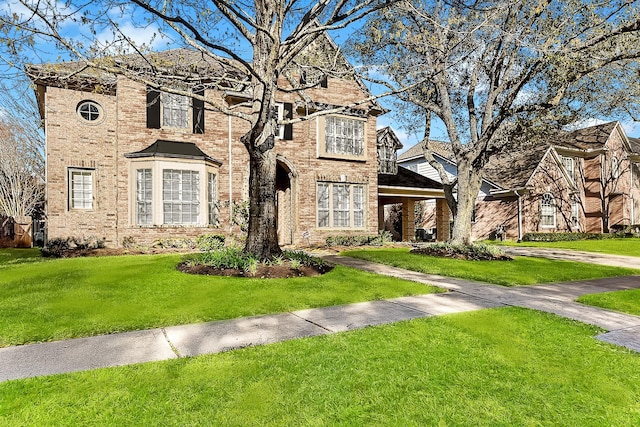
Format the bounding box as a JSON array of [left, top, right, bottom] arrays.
[[501, 246, 640, 269], [2, 251, 640, 383]]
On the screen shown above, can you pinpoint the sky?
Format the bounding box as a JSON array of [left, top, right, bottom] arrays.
[[1, 0, 639, 152]]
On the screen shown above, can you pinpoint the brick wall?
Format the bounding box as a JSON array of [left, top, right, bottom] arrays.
[[44, 74, 380, 248]]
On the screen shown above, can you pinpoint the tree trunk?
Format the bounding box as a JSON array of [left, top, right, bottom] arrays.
[[449, 160, 483, 245], [244, 147, 282, 260]]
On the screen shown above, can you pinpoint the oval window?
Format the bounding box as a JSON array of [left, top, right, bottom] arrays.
[[77, 101, 102, 122]]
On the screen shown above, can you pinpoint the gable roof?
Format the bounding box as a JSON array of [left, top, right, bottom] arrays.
[[376, 127, 403, 150], [554, 121, 618, 150], [483, 143, 552, 190], [397, 139, 454, 163], [629, 137, 640, 154]]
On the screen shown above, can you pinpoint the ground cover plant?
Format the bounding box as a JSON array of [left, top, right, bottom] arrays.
[[0, 251, 439, 347], [490, 238, 640, 257], [578, 289, 640, 317], [1, 308, 639, 425], [342, 247, 640, 286]]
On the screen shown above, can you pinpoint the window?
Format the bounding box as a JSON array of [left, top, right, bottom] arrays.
[[633, 163, 640, 188], [69, 169, 93, 210], [561, 156, 575, 182], [540, 193, 556, 228], [571, 196, 580, 229], [208, 172, 218, 226], [317, 182, 366, 228], [378, 143, 397, 174], [162, 93, 190, 129], [146, 88, 205, 133], [163, 169, 200, 225], [611, 156, 620, 179], [136, 169, 152, 225], [77, 101, 102, 122], [325, 116, 365, 157]]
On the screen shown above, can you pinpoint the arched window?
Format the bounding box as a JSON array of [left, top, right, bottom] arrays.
[[540, 193, 556, 228]]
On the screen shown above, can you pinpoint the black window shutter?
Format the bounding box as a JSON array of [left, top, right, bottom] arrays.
[[192, 89, 205, 134], [320, 75, 328, 88], [283, 102, 293, 140], [146, 88, 161, 129]]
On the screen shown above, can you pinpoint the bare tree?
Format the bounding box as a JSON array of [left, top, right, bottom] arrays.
[[1, 0, 396, 259], [0, 80, 45, 219], [352, 0, 640, 244]]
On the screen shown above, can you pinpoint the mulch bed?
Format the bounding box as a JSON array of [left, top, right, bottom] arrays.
[[177, 261, 334, 279]]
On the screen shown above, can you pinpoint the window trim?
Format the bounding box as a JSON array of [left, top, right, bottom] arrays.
[[540, 192, 556, 228], [316, 182, 367, 229], [68, 168, 95, 211], [76, 100, 104, 125], [317, 114, 367, 161]]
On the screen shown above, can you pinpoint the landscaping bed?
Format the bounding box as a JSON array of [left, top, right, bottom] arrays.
[[177, 259, 333, 278]]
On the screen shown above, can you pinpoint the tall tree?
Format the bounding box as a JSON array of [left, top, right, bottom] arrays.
[[352, 0, 640, 244], [0, 80, 45, 219], [0, 0, 394, 259]]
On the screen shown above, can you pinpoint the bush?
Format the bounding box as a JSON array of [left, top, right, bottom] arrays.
[[283, 250, 326, 269], [326, 231, 393, 247], [42, 237, 71, 257], [521, 232, 622, 242], [196, 234, 226, 252], [186, 247, 256, 271], [122, 236, 136, 249], [411, 242, 512, 261], [152, 238, 196, 249]]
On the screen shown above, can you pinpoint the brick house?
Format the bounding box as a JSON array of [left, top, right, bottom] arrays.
[[399, 122, 640, 240], [30, 43, 444, 248]]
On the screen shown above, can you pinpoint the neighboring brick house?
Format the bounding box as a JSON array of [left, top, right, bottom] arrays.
[[29, 42, 398, 248], [399, 121, 640, 240]]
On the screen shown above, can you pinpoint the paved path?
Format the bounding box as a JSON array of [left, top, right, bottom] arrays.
[[501, 246, 640, 269], [1, 251, 640, 383]]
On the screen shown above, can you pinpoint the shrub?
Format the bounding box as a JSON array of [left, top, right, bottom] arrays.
[[196, 234, 226, 252], [521, 232, 621, 242], [42, 237, 71, 257], [122, 236, 136, 249], [283, 250, 326, 269], [71, 235, 106, 250], [411, 242, 512, 261], [326, 231, 393, 247], [152, 238, 196, 249]]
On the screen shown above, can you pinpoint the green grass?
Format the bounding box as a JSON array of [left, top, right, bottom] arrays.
[[0, 248, 43, 266], [0, 252, 439, 347], [490, 238, 640, 257], [342, 247, 640, 286], [1, 308, 639, 426], [578, 289, 640, 316]]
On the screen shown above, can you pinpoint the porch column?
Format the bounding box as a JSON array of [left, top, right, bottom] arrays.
[[436, 199, 450, 242], [378, 203, 385, 231], [402, 198, 415, 241]]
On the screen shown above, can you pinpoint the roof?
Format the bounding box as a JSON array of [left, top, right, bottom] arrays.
[[396, 121, 633, 191], [378, 166, 443, 190], [397, 139, 453, 163], [376, 127, 403, 150], [554, 121, 618, 151], [483, 143, 551, 189], [124, 140, 222, 165]]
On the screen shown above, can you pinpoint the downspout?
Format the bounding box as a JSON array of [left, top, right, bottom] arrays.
[[228, 115, 233, 233]]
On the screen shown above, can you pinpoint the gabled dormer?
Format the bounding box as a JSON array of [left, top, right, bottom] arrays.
[[376, 127, 403, 175]]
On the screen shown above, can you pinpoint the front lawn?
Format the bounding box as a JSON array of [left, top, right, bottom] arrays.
[[342, 247, 640, 286], [578, 289, 640, 316], [1, 308, 639, 425], [491, 238, 640, 257], [0, 252, 439, 347]]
